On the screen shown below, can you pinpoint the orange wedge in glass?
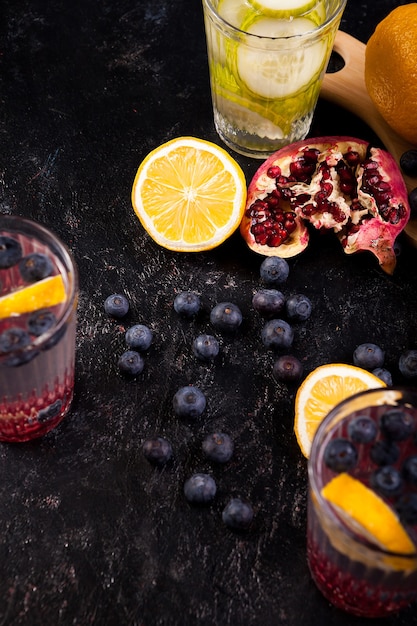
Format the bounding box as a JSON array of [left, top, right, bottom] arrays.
[[0, 275, 66, 319], [131, 137, 247, 252]]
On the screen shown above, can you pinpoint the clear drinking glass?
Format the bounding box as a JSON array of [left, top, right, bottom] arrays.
[[201, 0, 347, 158], [308, 387, 417, 618], [0, 215, 78, 442]]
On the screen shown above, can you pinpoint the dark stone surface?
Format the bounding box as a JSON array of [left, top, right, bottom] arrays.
[[1, 1, 417, 624]]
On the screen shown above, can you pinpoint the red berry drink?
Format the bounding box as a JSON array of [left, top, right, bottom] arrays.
[[0, 216, 78, 442], [307, 387, 417, 618]]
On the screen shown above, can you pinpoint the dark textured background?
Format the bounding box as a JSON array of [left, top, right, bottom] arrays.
[[1, 1, 417, 624]]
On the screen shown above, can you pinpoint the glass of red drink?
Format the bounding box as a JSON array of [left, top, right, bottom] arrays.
[[0, 215, 78, 442], [308, 387, 417, 618]]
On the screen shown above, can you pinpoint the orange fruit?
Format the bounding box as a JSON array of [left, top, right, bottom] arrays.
[[294, 363, 385, 458], [322, 473, 416, 555], [131, 137, 247, 252], [365, 4, 417, 145], [0, 275, 66, 319]]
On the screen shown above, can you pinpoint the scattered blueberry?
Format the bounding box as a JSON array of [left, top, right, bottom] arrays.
[[222, 498, 254, 530], [173, 385, 206, 419], [252, 289, 285, 318], [400, 149, 417, 176], [272, 354, 303, 383], [370, 466, 403, 498], [142, 436, 173, 466], [347, 415, 378, 444], [193, 334, 219, 362], [380, 409, 414, 441], [285, 294, 312, 322], [370, 439, 400, 466], [353, 343, 385, 370], [396, 493, 417, 526], [104, 293, 129, 318], [117, 350, 144, 376], [125, 324, 153, 351], [184, 473, 216, 503], [0, 236, 22, 269], [399, 349, 417, 379], [173, 291, 201, 317], [260, 256, 289, 286], [28, 309, 57, 336], [402, 455, 417, 486], [19, 253, 53, 282], [202, 432, 234, 463], [261, 319, 294, 350], [210, 302, 242, 333], [324, 438, 358, 472], [0, 327, 31, 353], [372, 367, 393, 386]]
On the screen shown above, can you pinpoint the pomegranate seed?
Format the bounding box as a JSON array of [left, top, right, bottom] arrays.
[[344, 151, 361, 167], [267, 165, 281, 178]]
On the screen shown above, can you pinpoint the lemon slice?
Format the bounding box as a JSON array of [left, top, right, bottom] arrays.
[[294, 363, 385, 458], [248, 0, 317, 17], [131, 137, 247, 252], [0, 274, 66, 320], [237, 17, 327, 100], [322, 473, 416, 555]]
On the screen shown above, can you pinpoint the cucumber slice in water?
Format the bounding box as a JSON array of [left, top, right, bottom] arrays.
[[248, 0, 317, 17], [237, 17, 327, 99], [217, 0, 255, 29]]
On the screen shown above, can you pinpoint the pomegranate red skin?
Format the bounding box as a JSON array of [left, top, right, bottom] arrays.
[[240, 136, 410, 273]]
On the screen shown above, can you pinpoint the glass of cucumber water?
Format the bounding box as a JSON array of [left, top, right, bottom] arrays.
[[202, 0, 347, 158]]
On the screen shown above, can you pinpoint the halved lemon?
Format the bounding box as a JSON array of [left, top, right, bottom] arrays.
[[131, 137, 247, 252], [0, 274, 66, 320], [322, 473, 416, 555], [294, 363, 385, 458]]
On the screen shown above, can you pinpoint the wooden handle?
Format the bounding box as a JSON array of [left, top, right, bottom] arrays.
[[321, 31, 417, 247]]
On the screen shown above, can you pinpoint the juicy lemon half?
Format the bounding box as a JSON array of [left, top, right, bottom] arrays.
[[0, 274, 66, 320], [294, 363, 385, 458], [131, 137, 247, 252], [322, 473, 416, 556]]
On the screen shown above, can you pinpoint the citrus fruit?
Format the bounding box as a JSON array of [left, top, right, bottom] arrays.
[[365, 4, 417, 145], [131, 137, 247, 252], [0, 274, 66, 320], [294, 363, 385, 458], [322, 473, 416, 555]]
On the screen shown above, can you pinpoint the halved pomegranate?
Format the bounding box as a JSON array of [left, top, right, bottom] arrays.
[[240, 136, 410, 274]]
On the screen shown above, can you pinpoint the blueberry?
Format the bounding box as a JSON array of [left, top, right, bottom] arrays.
[[396, 493, 417, 526], [323, 438, 358, 472], [370, 440, 400, 466], [222, 498, 254, 530], [400, 149, 417, 176], [402, 455, 417, 486], [4, 346, 39, 367], [372, 367, 393, 386], [260, 256, 289, 286], [173, 385, 206, 419], [399, 349, 417, 379], [252, 289, 285, 318], [125, 324, 153, 351], [370, 466, 403, 498], [37, 399, 62, 423], [28, 309, 57, 336], [104, 293, 129, 318], [285, 294, 312, 322], [184, 473, 216, 503], [347, 415, 378, 443], [117, 350, 144, 376], [380, 409, 414, 441], [42, 323, 66, 351], [193, 334, 219, 362], [261, 319, 294, 350], [202, 432, 234, 463], [173, 291, 201, 317], [0, 327, 31, 353], [353, 343, 385, 370], [142, 436, 173, 466], [0, 236, 22, 269], [272, 354, 303, 383], [210, 302, 242, 333], [19, 253, 53, 282]]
